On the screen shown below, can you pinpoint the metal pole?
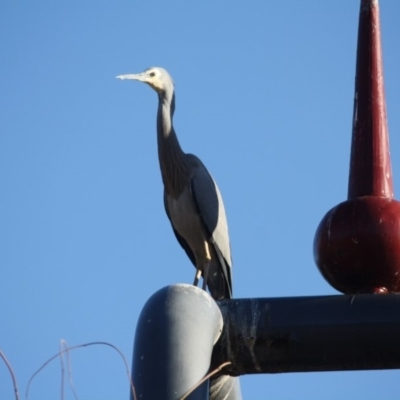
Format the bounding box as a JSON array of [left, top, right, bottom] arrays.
[[131, 284, 224, 400], [212, 294, 400, 375], [314, 0, 400, 294]]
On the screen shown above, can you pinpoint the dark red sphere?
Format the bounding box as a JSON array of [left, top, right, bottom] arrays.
[[314, 196, 400, 294]]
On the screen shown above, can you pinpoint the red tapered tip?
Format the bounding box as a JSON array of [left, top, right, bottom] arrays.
[[348, 0, 393, 199]]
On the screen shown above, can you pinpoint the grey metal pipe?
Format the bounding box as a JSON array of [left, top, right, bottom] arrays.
[[212, 294, 400, 375], [131, 284, 224, 400]]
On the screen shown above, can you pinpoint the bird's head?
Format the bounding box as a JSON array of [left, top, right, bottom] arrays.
[[116, 67, 174, 96]]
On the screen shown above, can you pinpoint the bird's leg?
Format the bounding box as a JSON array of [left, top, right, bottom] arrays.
[[202, 242, 212, 291], [193, 268, 202, 287]]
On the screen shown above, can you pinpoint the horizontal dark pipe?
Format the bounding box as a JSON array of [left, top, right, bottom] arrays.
[[212, 294, 400, 375]]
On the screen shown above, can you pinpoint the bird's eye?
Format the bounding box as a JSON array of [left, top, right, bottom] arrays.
[[149, 72, 155, 77]]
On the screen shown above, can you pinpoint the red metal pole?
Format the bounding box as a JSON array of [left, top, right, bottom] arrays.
[[348, 0, 393, 199], [313, 0, 400, 294]]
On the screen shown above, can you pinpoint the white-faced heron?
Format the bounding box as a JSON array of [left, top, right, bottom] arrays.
[[117, 67, 233, 300]]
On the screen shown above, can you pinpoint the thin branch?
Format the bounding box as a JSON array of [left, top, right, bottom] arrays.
[[60, 340, 79, 400], [179, 361, 232, 400], [25, 341, 136, 400], [59, 341, 65, 400], [0, 349, 20, 400]]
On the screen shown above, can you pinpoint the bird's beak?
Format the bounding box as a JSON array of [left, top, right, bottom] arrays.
[[116, 73, 145, 82]]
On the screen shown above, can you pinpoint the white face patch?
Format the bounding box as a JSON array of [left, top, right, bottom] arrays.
[[150, 80, 163, 92], [145, 70, 164, 92]]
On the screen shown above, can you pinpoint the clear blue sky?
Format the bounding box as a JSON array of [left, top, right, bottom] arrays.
[[1, 1, 400, 399]]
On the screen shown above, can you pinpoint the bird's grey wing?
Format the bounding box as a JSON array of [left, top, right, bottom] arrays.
[[186, 154, 233, 298], [163, 190, 196, 267]]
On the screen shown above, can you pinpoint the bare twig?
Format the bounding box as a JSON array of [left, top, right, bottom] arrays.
[[59, 341, 65, 400], [25, 341, 136, 400], [59, 340, 79, 400], [179, 361, 232, 400], [0, 349, 20, 400]]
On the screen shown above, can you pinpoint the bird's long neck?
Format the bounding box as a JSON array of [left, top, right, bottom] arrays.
[[157, 91, 189, 197]]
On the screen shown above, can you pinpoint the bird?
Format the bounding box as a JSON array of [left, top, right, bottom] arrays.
[[116, 67, 232, 300]]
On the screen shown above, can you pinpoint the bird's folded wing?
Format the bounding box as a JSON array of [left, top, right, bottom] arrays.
[[187, 154, 231, 263], [186, 154, 220, 237]]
